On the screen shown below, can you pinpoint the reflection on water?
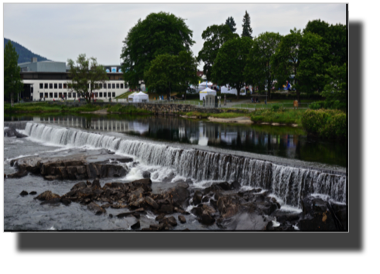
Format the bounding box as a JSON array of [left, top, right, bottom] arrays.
[[28, 115, 346, 167]]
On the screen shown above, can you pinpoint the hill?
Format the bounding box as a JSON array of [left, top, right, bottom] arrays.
[[4, 38, 50, 64]]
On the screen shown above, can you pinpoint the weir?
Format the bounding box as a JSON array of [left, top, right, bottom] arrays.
[[24, 122, 347, 208]]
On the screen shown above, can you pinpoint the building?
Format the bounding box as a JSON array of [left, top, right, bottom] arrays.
[[18, 58, 129, 101]]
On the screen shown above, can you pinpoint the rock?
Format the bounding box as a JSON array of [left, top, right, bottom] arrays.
[[145, 196, 159, 209], [20, 190, 28, 196], [109, 214, 113, 218], [217, 195, 240, 219], [87, 202, 106, 215], [330, 202, 347, 231], [71, 182, 87, 191], [131, 178, 152, 191], [142, 171, 151, 179], [159, 204, 174, 214], [168, 183, 190, 207], [114, 157, 133, 163], [34, 190, 60, 201], [193, 190, 203, 205], [160, 216, 177, 227], [7, 169, 28, 178], [131, 220, 140, 230], [129, 197, 145, 208], [60, 197, 71, 206], [91, 178, 102, 189], [178, 215, 186, 223], [155, 213, 166, 221], [199, 212, 215, 225]]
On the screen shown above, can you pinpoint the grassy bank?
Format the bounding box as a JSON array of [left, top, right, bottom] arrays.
[[4, 102, 151, 115], [250, 107, 306, 125]]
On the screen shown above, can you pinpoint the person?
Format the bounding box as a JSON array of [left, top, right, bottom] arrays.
[[251, 97, 253, 103]]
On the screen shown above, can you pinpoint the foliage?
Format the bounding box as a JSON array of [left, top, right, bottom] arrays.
[[241, 11, 253, 38], [197, 24, 238, 80], [250, 108, 305, 125], [320, 63, 347, 110], [244, 32, 282, 97], [67, 54, 108, 104], [225, 17, 237, 33], [212, 37, 253, 99], [301, 109, 346, 139], [4, 40, 23, 106], [309, 101, 324, 110], [271, 104, 280, 112], [121, 12, 194, 88], [4, 38, 49, 63], [177, 51, 200, 95], [107, 104, 151, 115], [304, 19, 347, 67]]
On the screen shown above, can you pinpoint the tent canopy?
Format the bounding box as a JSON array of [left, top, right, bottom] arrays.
[[199, 87, 216, 100], [131, 92, 149, 102]]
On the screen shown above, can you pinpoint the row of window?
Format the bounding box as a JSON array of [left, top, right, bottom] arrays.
[[39, 92, 116, 99], [38, 83, 125, 90]]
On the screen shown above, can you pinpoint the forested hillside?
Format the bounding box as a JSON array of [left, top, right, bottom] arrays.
[[4, 38, 49, 64]]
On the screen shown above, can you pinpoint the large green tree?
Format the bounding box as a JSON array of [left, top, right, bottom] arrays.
[[121, 12, 194, 88], [197, 24, 238, 80], [212, 37, 254, 100], [144, 51, 199, 99], [244, 32, 282, 98], [4, 40, 23, 106], [241, 11, 253, 38], [225, 16, 237, 33], [67, 54, 108, 103], [321, 63, 347, 110]]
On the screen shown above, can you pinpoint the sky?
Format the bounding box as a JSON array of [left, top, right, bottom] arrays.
[[3, 2, 346, 68]]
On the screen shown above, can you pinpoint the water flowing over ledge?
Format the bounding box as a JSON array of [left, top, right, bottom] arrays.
[[24, 122, 347, 207]]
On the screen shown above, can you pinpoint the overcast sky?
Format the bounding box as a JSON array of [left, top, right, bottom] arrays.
[[4, 2, 346, 68]]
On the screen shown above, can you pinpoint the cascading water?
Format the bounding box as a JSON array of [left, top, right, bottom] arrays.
[[24, 122, 347, 208]]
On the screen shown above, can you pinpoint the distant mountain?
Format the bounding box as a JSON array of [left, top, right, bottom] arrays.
[[4, 38, 50, 64]]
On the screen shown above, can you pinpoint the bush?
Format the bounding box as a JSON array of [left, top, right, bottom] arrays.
[[301, 109, 346, 139], [309, 101, 324, 110], [271, 104, 280, 112]]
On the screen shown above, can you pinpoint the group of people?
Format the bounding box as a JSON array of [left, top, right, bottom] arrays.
[[251, 97, 261, 103]]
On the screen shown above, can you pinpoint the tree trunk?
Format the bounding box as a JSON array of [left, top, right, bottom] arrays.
[[11, 92, 14, 107], [236, 85, 240, 100], [267, 78, 271, 99]]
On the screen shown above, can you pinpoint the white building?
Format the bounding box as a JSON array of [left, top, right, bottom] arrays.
[[18, 58, 129, 101]]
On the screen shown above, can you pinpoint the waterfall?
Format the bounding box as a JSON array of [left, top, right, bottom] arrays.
[[24, 122, 347, 207]]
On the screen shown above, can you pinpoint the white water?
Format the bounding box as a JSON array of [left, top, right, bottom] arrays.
[[24, 122, 347, 208]]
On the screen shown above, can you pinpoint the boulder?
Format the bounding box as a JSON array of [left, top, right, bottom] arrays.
[[217, 195, 240, 219], [34, 190, 60, 201], [168, 183, 190, 207], [193, 190, 203, 205], [29, 191, 37, 195], [71, 182, 87, 191], [142, 171, 151, 179], [87, 202, 106, 215], [178, 215, 186, 224], [145, 196, 159, 209], [7, 169, 28, 179], [20, 190, 28, 196]]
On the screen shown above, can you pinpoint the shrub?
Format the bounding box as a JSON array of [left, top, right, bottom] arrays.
[[309, 101, 324, 110], [271, 104, 280, 112], [301, 109, 346, 139]]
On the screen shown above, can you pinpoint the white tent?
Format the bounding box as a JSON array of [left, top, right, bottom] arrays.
[[191, 81, 213, 93], [221, 85, 247, 96], [132, 91, 149, 102], [128, 92, 137, 102], [199, 87, 216, 100]]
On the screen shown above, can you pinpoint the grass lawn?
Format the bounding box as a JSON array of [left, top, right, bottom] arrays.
[[250, 108, 307, 125]]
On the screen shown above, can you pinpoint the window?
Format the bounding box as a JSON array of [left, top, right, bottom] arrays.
[[45, 83, 48, 89], [108, 83, 111, 89], [108, 92, 111, 97], [54, 83, 58, 89], [59, 93, 62, 98], [116, 83, 119, 89], [49, 92, 53, 98], [99, 92, 103, 98], [68, 93, 72, 98], [121, 83, 123, 89], [112, 83, 115, 89], [59, 83, 62, 89], [54, 93, 58, 98], [63, 83, 67, 89], [94, 92, 98, 97], [95, 83, 98, 89], [49, 84, 53, 89], [64, 92, 67, 98], [112, 92, 115, 97], [40, 93, 43, 98], [45, 92, 48, 98], [99, 83, 102, 89], [73, 93, 76, 98], [40, 83, 43, 89]]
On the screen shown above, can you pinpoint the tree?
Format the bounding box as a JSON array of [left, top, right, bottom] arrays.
[[67, 54, 108, 103], [225, 17, 237, 33], [321, 63, 347, 110], [121, 12, 194, 88], [4, 40, 23, 106], [304, 19, 346, 67], [144, 51, 199, 99], [271, 28, 302, 101], [144, 54, 179, 99], [212, 37, 254, 100], [177, 51, 200, 99], [241, 11, 253, 38], [244, 32, 282, 98], [197, 24, 238, 80]]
